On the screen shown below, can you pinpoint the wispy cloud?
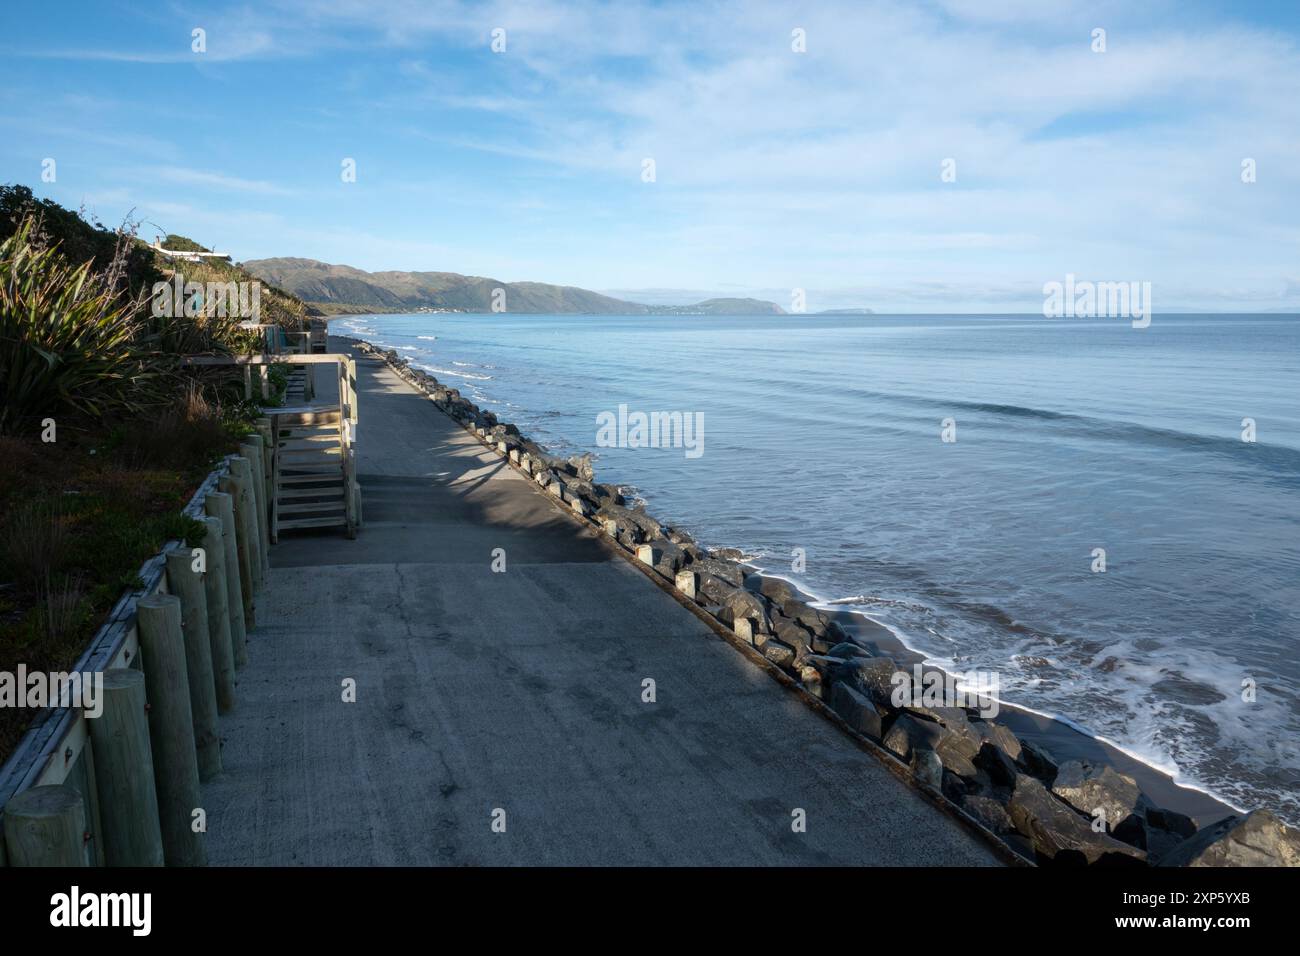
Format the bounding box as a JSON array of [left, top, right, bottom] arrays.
[[147, 166, 295, 196], [2, 0, 1297, 309]]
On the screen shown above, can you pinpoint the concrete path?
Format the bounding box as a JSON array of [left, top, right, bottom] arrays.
[[201, 339, 1000, 866]]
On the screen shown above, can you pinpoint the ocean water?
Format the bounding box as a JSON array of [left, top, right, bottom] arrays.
[[341, 312, 1300, 822]]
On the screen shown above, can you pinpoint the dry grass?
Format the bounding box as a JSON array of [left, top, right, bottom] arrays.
[[39, 572, 86, 644], [0, 500, 68, 590]]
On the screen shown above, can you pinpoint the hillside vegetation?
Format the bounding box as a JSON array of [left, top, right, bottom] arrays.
[[0, 184, 302, 763]]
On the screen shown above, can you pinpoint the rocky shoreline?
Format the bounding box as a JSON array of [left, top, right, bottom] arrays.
[[350, 337, 1299, 868]]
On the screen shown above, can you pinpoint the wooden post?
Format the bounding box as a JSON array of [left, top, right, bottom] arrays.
[[218, 467, 259, 632], [239, 437, 271, 577], [198, 515, 236, 712], [204, 491, 249, 666], [164, 547, 222, 781], [226, 457, 264, 593], [88, 668, 164, 866], [4, 785, 88, 867], [136, 594, 207, 867], [255, 417, 274, 500]]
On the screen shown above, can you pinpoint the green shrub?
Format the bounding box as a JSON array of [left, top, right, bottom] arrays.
[[0, 219, 157, 433]]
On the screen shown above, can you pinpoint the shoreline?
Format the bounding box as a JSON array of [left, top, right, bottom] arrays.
[[746, 567, 1240, 828], [339, 323, 1246, 826], [340, 330, 1292, 866]]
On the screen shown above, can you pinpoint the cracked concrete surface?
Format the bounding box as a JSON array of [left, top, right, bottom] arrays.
[[199, 338, 1000, 866]]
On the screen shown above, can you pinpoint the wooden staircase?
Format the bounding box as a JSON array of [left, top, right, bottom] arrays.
[[185, 351, 361, 541], [271, 408, 359, 539]]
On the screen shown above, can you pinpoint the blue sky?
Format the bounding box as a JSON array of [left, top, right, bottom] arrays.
[[2, 0, 1298, 311]]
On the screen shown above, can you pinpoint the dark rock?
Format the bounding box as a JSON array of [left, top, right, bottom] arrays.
[[1017, 739, 1059, 783], [883, 713, 943, 761], [1147, 806, 1197, 839], [827, 641, 872, 660], [746, 574, 800, 607], [1051, 761, 1145, 835], [690, 558, 745, 588], [593, 483, 625, 507], [719, 588, 770, 634], [762, 639, 797, 671], [695, 573, 736, 606], [679, 542, 706, 564], [963, 794, 1015, 834], [596, 503, 662, 541], [844, 656, 904, 709], [568, 453, 594, 480], [830, 683, 883, 739], [771, 613, 813, 658], [638, 540, 685, 577], [971, 740, 1016, 789], [911, 749, 943, 789], [942, 766, 993, 800], [1007, 774, 1147, 867], [1157, 810, 1300, 867], [981, 723, 1022, 763], [782, 598, 834, 632]]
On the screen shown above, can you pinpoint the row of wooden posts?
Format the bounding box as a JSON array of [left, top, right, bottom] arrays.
[[3, 426, 278, 867]]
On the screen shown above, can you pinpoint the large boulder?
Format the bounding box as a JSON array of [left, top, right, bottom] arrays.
[[1007, 774, 1147, 867], [1157, 810, 1300, 867], [842, 656, 904, 709], [637, 540, 685, 578], [696, 573, 737, 606], [975, 741, 1019, 789], [963, 794, 1015, 834], [883, 713, 943, 761], [770, 613, 813, 659], [1051, 761, 1145, 835], [745, 574, 800, 606], [779, 599, 849, 645], [762, 639, 797, 671], [596, 503, 662, 541], [719, 588, 771, 634], [912, 749, 943, 789], [568, 453, 594, 481], [1017, 739, 1059, 783], [710, 547, 746, 561], [691, 558, 745, 588], [830, 683, 883, 740]]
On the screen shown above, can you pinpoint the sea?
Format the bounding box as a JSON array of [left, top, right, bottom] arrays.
[[339, 312, 1300, 823]]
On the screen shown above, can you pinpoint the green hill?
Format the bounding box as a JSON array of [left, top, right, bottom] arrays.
[[243, 257, 788, 315]]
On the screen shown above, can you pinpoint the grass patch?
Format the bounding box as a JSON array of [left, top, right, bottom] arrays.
[[0, 396, 243, 763]]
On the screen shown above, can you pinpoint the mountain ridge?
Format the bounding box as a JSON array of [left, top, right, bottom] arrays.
[[243, 257, 788, 316]]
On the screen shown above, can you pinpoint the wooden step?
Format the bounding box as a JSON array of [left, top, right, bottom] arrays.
[[277, 471, 343, 484], [276, 486, 345, 501], [279, 435, 339, 449], [273, 409, 341, 425], [278, 447, 341, 459], [277, 501, 347, 515], [278, 424, 338, 434], [277, 515, 348, 530]]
